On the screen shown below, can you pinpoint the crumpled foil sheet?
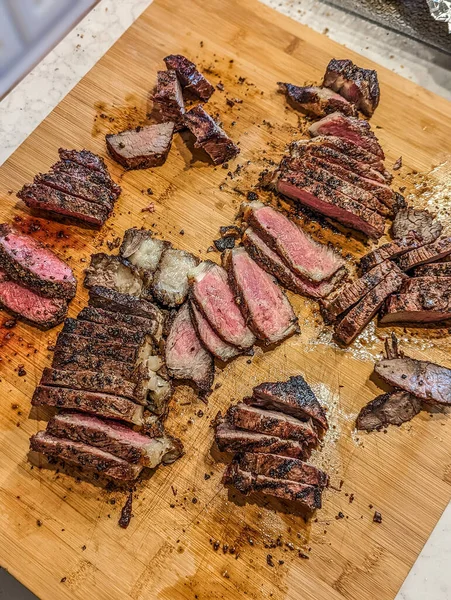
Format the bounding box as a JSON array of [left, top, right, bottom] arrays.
[[426, 0, 451, 32]]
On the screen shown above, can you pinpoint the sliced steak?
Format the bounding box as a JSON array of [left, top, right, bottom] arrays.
[[163, 54, 214, 101], [398, 237, 451, 271], [0, 268, 67, 328], [62, 317, 149, 346], [392, 208, 443, 244], [47, 413, 182, 467], [189, 261, 256, 349], [165, 302, 214, 395], [0, 224, 76, 299], [359, 238, 419, 273], [237, 453, 329, 487], [334, 266, 406, 345], [249, 376, 328, 431], [120, 228, 169, 281], [34, 172, 113, 210], [184, 105, 239, 165], [84, 253, 145, 297], [51, 348, 137, 379], [413, 262, 451, 277], [77, 305, 164, 341], [52, 159, 120, 200], [106, 123, 175, 169], [224, 247, 298, 344], [152, 69, 185, 129], [323, 58, 380, 117], [242, 201, 345, 282], [190, 301, 240, 361], [152, 248, 199, 307], [88, 285, 164, 321], [277, 83, 356, 117], [58, 148, 110, 174], [309, 112, 384, 159], [356, 391, 422, 431]]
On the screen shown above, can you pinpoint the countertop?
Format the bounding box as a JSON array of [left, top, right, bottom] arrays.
[[0, 0, 450, 598]]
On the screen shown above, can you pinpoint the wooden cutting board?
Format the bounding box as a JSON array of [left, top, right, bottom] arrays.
[[1, 0, 451, 598]]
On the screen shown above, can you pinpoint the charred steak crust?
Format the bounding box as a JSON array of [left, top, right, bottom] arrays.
[[34, 172, 114, 210], [88, 285, 164, 321], [77, 305, 163, 340], [163, 54, 215, 101], [51, 159, 120, 200], [62, 317, 149, 346], [398, 237, 451, 271], [359, 239, 419, 273]]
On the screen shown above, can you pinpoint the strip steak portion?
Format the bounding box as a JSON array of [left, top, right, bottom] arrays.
[[77, 305, 163, 341], [237, 453, 329, 487], [356, 392, 422, 431], [34, 172, 113, 210], [163, 54, 215, 100], [184, 105, 239, 165], [359, 238, 419, 273], [88, 286, 164, 321], [52, 159, 120, 200], [323, 59, 380, 117], [277, 83, 356, 117], [380, 278, 451, 324], [106, 123, 175, 169]]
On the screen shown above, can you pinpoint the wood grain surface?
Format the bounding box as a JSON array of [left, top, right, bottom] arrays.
[[1, 0, 451, 598]]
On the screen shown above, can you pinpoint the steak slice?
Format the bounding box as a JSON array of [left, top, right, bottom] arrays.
[[51, 348, 137, 379], [359, 238, 419, 273], [392, 208, 443, 244], [152, 248, 199, 307], [189, 261, 256, 349], [374, 357, 451, 405], [58, 148, 110, 174], [0, 224, 76, 299], [215, 419, 309, 459], [0, 268, 67, 328], [184, 105, 239, 165], [277, 83, 356, 117], [223, 462, 322, 509], [34, 172, 113, 210], [84, 253, 145, 297], [88, 285, 164, 321], [224, 247, 299, 344], [249, 376, 328, 431], [334, 266, 406, 345], [152, 69, 185, 130], [17, 183, 109, 227], [225, 402, 318, 444], [52, 159, 120, 200], [165, 302, 214, 395], [309, 112, 384, 159], [323, 58, 380, 117], [242, 202, 345, 282], [120, 228, 169, 279], [47, 413, 182, 467], [413, 262, 451, 277], [77, 305, 164, 341], [276, 170, 385, 239], [163, 54, 214, 101], [356, 391, 422, 431], [106, 123, 175, 169], [30, 431, 142, 481], [190, 301, 240, 361], [54, 332, 154, 365], [398, 237, 451, 271], [61, 318, 150, 347], [237, 453, 329, 487], [242, 228, 343, 298]]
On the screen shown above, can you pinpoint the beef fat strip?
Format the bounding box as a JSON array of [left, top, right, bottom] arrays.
[[237, 453, 329, 487], [190, 301, 240, 362], [152, 69, 185, 130], [356, 391, 422, 431], [184, 105, 239, 165], [120, 228, 169, 281], [163, 54, 215, 101], [277, 83, 356, 117], [392, 208, 443, 245], [106, 122, 175, 169], [152, 248, 199, 307], [398, 236, 451, 271], [84, 253, 145, 298], [0, 224, 76, 299], [224, 247, 299, 344]]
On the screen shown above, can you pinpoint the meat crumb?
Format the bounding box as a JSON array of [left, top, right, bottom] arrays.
[[141, 202, 155, 213], [373, 511, 382, 523], [393, 157, 402, 170], [266, 554, 275, 567], [118, 492, 133, 529], [335, 512, 345, 519]]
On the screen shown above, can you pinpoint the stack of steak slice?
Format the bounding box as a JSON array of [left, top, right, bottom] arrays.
[[17, 149, 121, 228], [216, 376, 329, 510]]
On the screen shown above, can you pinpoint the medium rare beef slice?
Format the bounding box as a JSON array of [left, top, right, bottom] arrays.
[[165, 302, 214, 395], [163, 54, 214, 101], [224, 247, 298, 344], [380, 278, 451, 324], [398, 236, 451, 271], [120, 228, 169, 281], [152, 248, 198, 307], [88, 285, 164, 322], [249, 376, 328, 431], [392, 208, 443, 244], [356, 391, 422, 431], [106, 123, 174, 169], [152, 69, 185, 129], [323, 58, 380, 117], [238, 453, 329, 487], [190, 301, 240, 361], [84, 253, 145, 297], [189, 261, 255, 349], [184, 105, 239, 165], [242, 201, 345, 282], [334, 266, 406, 345], [30, 431, 142, 480], [413, 262, 451, 277], [52, 159, 121, 200], [0, 224, 76, 299], [78, 305, 164, 341], [34, 172, 113, 210], [277, 83, 356, 117]]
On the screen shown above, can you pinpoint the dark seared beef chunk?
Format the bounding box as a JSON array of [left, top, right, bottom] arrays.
[[413, 262, 451, 277], [309, 112, 384, 159], [52, 159, 121, 200], [323, 58, 380, 117], [223, 462, 322, 509], [249, 376, 328, 431], [392, 208, 443, 244], [184, 105, 239, 165], [189, 261, 255, 349], [77, 305, 164, 341], [120, 228, 169, 280], [165, 302, 214, 395], [34, 172, 113, 210], [47, 413, 182, 467], [54, 332, 153, 365], [242, 228, 343, 299], [190, 301, 240, 361], [375, 356, 451, 405], [224, 248, 298, 344], [0, 224, 76, 299], [30, 431, 143, 480], [215, 419, 310, 459], [62, 318, 150, 346], [88, 285, 164, 321], [334, 266, 406, 345], [0, 268, 67, 328], [106, 123, 174, 169], [58, 148, 110, 174], [225, 403, 318, 444], [322, 259, 393, 323], [163, 54, 214, 101], [398, 237, 451, 271], [356, 391, 422, 431], [152, 70, 185, 130], [238, 453, 328, 487], [84, 253, 145, 298], [359, 238, 419, 273], [17, 183, 109, 227], [152, 248, 198, 307], [277, 83, 356, 117]]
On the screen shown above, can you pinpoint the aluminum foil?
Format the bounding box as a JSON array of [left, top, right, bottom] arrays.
[[426, 0, 451, 32]]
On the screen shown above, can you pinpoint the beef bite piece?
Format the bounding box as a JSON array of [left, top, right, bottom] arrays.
[[152, 248, 198, 307], [323, 58, 380, 117], [277, 83, 356, 117], [392, 208, 443, 244], [34, 172, 114, 211], [223, 247, 298, 344], [190, 301, 240, 362], [152, 69, 185, 130], [77, 305, 164, 342], [84, 253, 146, 297], [398, 236, 451, 271], [184, 105, 239, 165], [106, 122, 175, 169], [238, 453, 329, 488], [120, 227, 169, 281], [163, 54, 214, 101], [88, 286, 164, 322], [356, 391, 422, 431]]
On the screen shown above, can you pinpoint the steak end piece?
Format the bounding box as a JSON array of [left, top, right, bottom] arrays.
[[277, 83, 356, 117], [392, 208, 443, 245], [152, 69, 185, 130], [163, 54, 215, 101], [84, 253, 145, 298], [152, 248, 199, 307], [106, 123, 175, 169], [184, 105, 239, 165], [120, 227, 169, 280], [356, 391, 422, 431]]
